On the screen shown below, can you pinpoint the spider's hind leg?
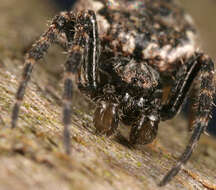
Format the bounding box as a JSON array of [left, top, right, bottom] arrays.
[[159, 53, 215, 186]]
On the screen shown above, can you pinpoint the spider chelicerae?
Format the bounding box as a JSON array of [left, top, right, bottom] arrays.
[[11, 0, 215, 186]]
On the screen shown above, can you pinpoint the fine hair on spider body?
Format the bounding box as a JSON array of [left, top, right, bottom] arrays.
[[11, 0, 215, 186]]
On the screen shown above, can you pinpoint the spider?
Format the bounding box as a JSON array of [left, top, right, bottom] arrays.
[[11, 0, 215, 186]]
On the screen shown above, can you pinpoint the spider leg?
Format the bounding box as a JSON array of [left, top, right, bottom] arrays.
[[159, 53, 215, 186], [62, 10, 100, 154], [160, 54, 203, 120], [62, 45, 84, 154], [11, 12, 74, 128], [187, 82, 199, 131], [73, 10, 100, 92], [84, 10, 100, 89]]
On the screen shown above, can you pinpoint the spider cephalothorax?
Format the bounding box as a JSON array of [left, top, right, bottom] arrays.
[[11, 0, 215, 186]]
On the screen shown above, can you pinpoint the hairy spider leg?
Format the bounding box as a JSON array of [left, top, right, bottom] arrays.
[[62, 35, 84, 155], [62, 10, 100, 154], [73, 11, 119, 137], [187, 82, 200, 131], [160, 54, 203, 120], [11, 9, 101, 154], [159, 53, 215, 186], [11, 12, 73, 129], [75, 10, 99, 90], [85, 10, 100, 89]]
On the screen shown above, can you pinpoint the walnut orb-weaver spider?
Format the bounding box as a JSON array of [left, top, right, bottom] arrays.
[[11, 0, 215, 186]]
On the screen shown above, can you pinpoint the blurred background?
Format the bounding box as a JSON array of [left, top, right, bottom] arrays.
[[53, 0, 75, 10]]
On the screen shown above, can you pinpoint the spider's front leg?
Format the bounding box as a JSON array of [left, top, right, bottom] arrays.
[[11, 10, 100, 154], [71, 12, 119, 137], [62, 10, 100, 153], [159, 53, 215, 186], [11, 12, 74, 128]]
